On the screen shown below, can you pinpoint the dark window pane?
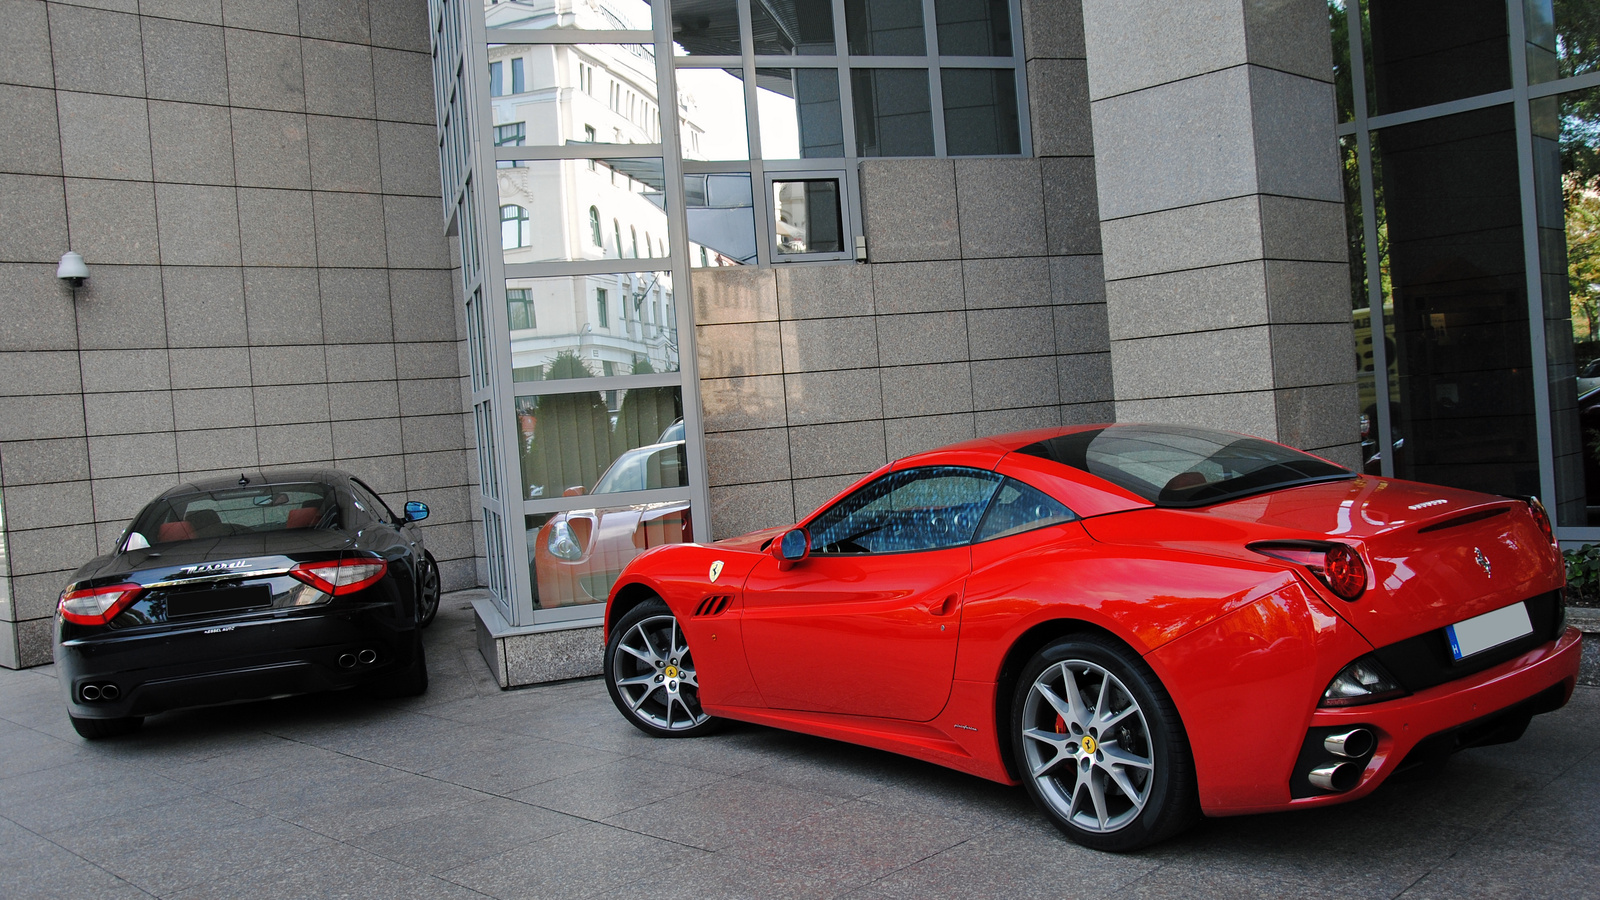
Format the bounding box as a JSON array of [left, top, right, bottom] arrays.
[[940, 68, 1019, 155], [672, 0, 742, 56], [1373, 105, 1538, 497], [935, 0, 1011, 56], [752, 0, 837, 55], [845, 0, 927, 55], [1364, 0, 1510, 114], [1331, 0, 1354, 122], [773, 179, 843, 253], [756, 68, 844, 158], [851, 68, 934, 156]]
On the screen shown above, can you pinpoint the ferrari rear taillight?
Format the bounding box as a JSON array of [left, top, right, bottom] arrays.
[[1250, 541, 1368, 601], [289, 559, 387, 595], [59, 583, 143, 625]]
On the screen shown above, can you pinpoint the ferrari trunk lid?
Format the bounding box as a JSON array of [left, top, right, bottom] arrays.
[[1206, 476, 1564, 648]]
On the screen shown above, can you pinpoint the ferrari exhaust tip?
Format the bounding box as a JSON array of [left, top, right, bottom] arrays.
[[338, 653, 357, 669], [1324, 728, 1375, 759], [1308, 761, 1363, 792], [357, 649, 377, 665], [80, 684, 101, 701], [100, 684, 120, 701]]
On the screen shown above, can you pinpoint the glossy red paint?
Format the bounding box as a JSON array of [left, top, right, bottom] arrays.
[[605, 425, 1582, 819]]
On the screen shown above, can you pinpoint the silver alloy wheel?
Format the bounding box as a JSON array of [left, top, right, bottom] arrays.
[[1020, 659, 1155, 833], [610, 613, 708, 731]]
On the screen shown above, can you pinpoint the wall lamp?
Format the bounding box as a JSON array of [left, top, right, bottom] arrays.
[[57, 251, 88, 288]]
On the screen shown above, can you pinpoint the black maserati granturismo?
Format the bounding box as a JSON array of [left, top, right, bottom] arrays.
[[53, 469, 442, 739]]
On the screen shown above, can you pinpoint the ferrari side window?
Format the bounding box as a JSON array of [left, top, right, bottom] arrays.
[[809, 466, 1003, 554], [974, 478, 1076, 542]]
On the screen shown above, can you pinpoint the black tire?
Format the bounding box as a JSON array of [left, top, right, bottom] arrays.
[[371, 634, 428, 698], [604, 598, 721, 738], [416, 551, 441, 628], [69, 714, 143, 740], [1010, 635, 1198, 852]]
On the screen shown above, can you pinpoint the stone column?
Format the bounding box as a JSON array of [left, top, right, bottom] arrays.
[[1081, 0, 1358, 463]]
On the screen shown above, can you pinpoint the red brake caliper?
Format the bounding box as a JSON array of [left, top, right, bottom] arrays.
[[1054, 713, 1067, 734]]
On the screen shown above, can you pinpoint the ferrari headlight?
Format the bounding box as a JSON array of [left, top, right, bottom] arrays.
[[548, 521, 582, 561], [1320, 657, 1406, 707]]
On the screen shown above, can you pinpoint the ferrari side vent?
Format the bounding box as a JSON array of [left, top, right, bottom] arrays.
[[1417, 507, 1507, 534], [693, 594, 732, 617]]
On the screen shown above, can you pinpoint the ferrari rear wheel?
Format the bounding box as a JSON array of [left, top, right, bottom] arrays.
[[1012, 635, 1197, 852], [605, 598, 720, 738]]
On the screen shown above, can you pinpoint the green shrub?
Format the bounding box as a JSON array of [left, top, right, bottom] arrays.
[[1564, 544, 1600, 601]]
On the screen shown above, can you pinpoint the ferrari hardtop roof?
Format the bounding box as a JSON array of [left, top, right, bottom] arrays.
[[894, 423, 1111, 469], [158, 468, 356, 499]]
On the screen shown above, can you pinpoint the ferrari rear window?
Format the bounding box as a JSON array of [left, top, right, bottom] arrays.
[[1015, 425, 1352, 508]]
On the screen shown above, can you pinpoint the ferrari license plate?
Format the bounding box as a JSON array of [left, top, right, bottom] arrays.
[[1445, 602, 1533, 661]]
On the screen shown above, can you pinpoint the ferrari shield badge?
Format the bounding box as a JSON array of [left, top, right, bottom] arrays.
[[708, 560, 724, 583]]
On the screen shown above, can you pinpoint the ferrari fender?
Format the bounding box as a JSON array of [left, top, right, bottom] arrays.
[[1144, 581, 1374, 813], [607, 543, 767, 707]]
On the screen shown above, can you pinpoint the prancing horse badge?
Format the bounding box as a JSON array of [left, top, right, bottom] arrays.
[[1474, 548, 1491, 577], [708, 560, 724, 583]]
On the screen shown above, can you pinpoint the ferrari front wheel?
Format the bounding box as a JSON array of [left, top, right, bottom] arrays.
[[605, 598, 720, 738], [1012, 635, 1197, 852]]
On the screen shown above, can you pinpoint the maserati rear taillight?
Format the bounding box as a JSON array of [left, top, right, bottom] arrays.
[[1250, 541, 1368, 601], [59, 583, 143, 625], [289, 559, 387, 595]]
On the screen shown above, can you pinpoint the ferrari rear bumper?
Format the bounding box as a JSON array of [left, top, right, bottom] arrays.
[[1211, 624, 1583, 816]]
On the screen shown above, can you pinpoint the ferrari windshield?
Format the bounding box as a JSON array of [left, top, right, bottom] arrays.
[[1015, 425, 1353, 507]]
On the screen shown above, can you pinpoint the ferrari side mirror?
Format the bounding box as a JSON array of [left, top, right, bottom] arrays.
[[563, 485, 587, 497], [776, 527, 810, 568]]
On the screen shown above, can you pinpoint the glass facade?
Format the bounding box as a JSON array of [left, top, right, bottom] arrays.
[[437, 0, 1030, 627], [1335, 0, 1600, 538]]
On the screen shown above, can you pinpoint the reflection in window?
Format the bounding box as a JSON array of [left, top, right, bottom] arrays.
[[516, 382, 685, 501], [490, 57, 526, 97], [527, 498, 692, 609], [507, 288, 535, 330], [494, 121, 525, 168], [756, 68, 844, 158], [941, 68, 1019, 155], [852, 69, 934, 156], [501, 204, 530, 249], [1525, 0, 1600, 84], [685, 173, 758, 264], [974, 478, 1075, 541], [751, 0, 837, 55], [773, 179, 844, 254], [671, 0, 743, 56], [506, 272, 679, 383], [935, 0, 1012, 56], [589, 206, 603, 246], [810, 467, 1003, 554], [845, 0, 928, 55], [677, 68, 751, 160]]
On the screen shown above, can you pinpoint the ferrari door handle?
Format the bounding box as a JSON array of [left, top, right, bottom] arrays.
[[926, 594, 958, 616]]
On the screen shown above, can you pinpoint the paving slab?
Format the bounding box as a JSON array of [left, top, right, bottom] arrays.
[[0, 595, 1597, 900]]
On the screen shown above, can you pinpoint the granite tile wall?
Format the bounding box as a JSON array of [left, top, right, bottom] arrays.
[[693, 0, 1114, 540], [1082, 0, 1358, 464], [0, 0, 472, 668]]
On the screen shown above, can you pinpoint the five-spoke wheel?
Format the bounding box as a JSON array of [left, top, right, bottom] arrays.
[[604, 598, 720, 738], [1012, 636, 1196, 851]]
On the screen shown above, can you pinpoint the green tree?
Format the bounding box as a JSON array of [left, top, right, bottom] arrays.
[[612, 358, 683, 457], [521, 351, 616, 497]]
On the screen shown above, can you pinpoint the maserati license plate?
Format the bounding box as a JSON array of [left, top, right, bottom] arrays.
[[1446, 602, 1533, 661]]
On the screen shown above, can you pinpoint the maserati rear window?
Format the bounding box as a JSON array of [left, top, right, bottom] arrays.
[[1016, 425, 1352, 507], [131, 483, 338, 544]]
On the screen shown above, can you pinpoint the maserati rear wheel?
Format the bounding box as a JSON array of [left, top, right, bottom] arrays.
[[416, 551, 441, 628], [605, 598, 720, 738], [1012, 635, 1197, 852]]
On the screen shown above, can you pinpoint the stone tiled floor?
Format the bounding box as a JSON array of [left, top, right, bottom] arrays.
[[3, 597, 1597, 899]]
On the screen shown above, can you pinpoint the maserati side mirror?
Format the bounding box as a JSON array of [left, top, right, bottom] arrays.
[[404, 501, 429, 522]]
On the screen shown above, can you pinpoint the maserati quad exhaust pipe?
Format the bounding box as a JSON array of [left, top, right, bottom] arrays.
[[100, 683, 120, 700], [357, 649, 377, 664], [338, 653, 357, 669]]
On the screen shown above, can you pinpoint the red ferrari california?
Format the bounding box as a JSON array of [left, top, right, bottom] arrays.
[[600, 424, 1581, 850]]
